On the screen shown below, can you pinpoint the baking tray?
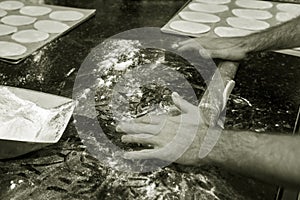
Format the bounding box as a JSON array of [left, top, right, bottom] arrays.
[[0, 1, 96, 64], [161, 0, 300, 57], [0, 86, 75, 159]]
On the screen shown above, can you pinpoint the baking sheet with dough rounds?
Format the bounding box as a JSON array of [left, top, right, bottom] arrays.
[[276, 3, 300, 14], [34, 20, 70, 33], [20, 6, 52, 16], [0, 24, 17, 36], [49, 10, 84, 21], [235, 0, 273, 9], [1, 15, 36, 26], [214, 26, 253, 37], [0, 1, 24, 10], [276, 12, 299, 22], [170, 20, 211, 34], [179, 11, 221, 23], [0, 8, 7, 17], [188, 3, 229, 13], [232, 9, 272, 20], [195, 0, 231, 5], [226, 17, 270, 31], [0, 41, 26, 57], [11, 29, 49, 43]]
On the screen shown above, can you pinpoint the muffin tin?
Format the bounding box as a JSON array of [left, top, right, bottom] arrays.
[[0, 0, 95, 64], [161, 0, 300, 57]]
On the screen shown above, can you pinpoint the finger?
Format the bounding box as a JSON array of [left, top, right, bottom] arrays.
[[199, 48, 212, 59], [116, 122, 159, 135], [133, 114, 167, 124], [177, 38, 195, 46], [121, 134, 157, 145], [124, 149, 163, 160], [222, 80, 235, 111], [172, 92, 195, 113]]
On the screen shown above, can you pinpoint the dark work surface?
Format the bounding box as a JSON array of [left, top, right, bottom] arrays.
[[0, 0, 300, 199]]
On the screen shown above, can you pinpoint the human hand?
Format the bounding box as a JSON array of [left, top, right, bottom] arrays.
[[176, 36, 254, 61], [116, 92, 211, 166]]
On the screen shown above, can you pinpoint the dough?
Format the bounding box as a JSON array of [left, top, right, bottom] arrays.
[[0, 24, 17, 36], [1, 15, 36, 26], [235, 0, 273, 9], [170, 20, 210, 34], [276, 12, 299, 22], [188, 3, 229, 13], [226, 17, 270, 31], [49, 10, 84, 21], [195, 0, 231, 4], [20, 6, 52, 17], [0, 1, 24, 10], [0, 41, 26, 57], [232, 9, 272, 20], [34, 20, 70, 33], [12, 29, 49, 43], [277, 3, 300, 14], [179, 11, 220, 23], [214, 26, 253, 37], [0, 9, 7, 17]]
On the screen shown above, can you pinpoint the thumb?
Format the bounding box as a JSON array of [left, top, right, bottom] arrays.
[[172, 92, 194, 113]]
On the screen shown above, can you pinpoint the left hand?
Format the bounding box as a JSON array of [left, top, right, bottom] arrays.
[[116, 92, 211, 166]]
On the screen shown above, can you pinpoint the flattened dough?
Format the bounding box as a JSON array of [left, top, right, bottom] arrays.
[[49, 11, 84, 21], [277, 3, 300, 14], [0, 9, 7, 17], [179, 11, 220, 23], [276, 12, 299, 22], [232, 9, 272, 20], [188, 3, 229, 13], [170, 20, 210, 34], [214, 26, 253, 37], [1, 15, 36, 26], [195, 0, 231, 4], [34, 20, 70, 33], [235, 0, 273, 9], [226, 17, 270, 31], [0, 41, 26, 57], [20, 6, 52, 16], [12, 29, 49, 43], [0, 1, 24, 10], [0, 24, 17, 36]]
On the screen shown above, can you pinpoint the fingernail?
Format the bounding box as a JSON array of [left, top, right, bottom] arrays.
[[116, 125, 122, 132], [172, 92, 179, 98]]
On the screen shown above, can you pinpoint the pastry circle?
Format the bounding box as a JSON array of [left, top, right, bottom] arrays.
[[0, 24, 17, 36], [34, 20, 70, 33], [276, 12, 299, 22], [49, 10, 84, 21], [235, 0, 273, 9], [0, 41, 26, 57], [20, 6, 52, 17], [12, 29, 49, 43], [0, 1, 24, 11], [195, 0, 231, 4], [188, 3, 229, 13], [0, 9, 7, 17], [232, 9, 272, 20], [226, 17, 270, 31], [179, 11, 220, 23], [170, 20, 211, 34], [214, 26, 253, 37], [1, 15, 36, 26], [277, 3, 300, 14]]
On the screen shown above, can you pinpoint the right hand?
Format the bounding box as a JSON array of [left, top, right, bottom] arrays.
[[176, 36, 254, 61]]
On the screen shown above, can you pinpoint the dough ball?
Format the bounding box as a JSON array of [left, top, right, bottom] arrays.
[[232, 9, 272, 20], [214, 26, 253, 37], [188, 3, 229, 13], [226, 17, 270, 31], [235, 0, 273, 9]]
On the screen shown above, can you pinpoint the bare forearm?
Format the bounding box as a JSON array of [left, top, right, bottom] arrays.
[[207, 130, 300, 188], [248, 16, 300, 52]]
